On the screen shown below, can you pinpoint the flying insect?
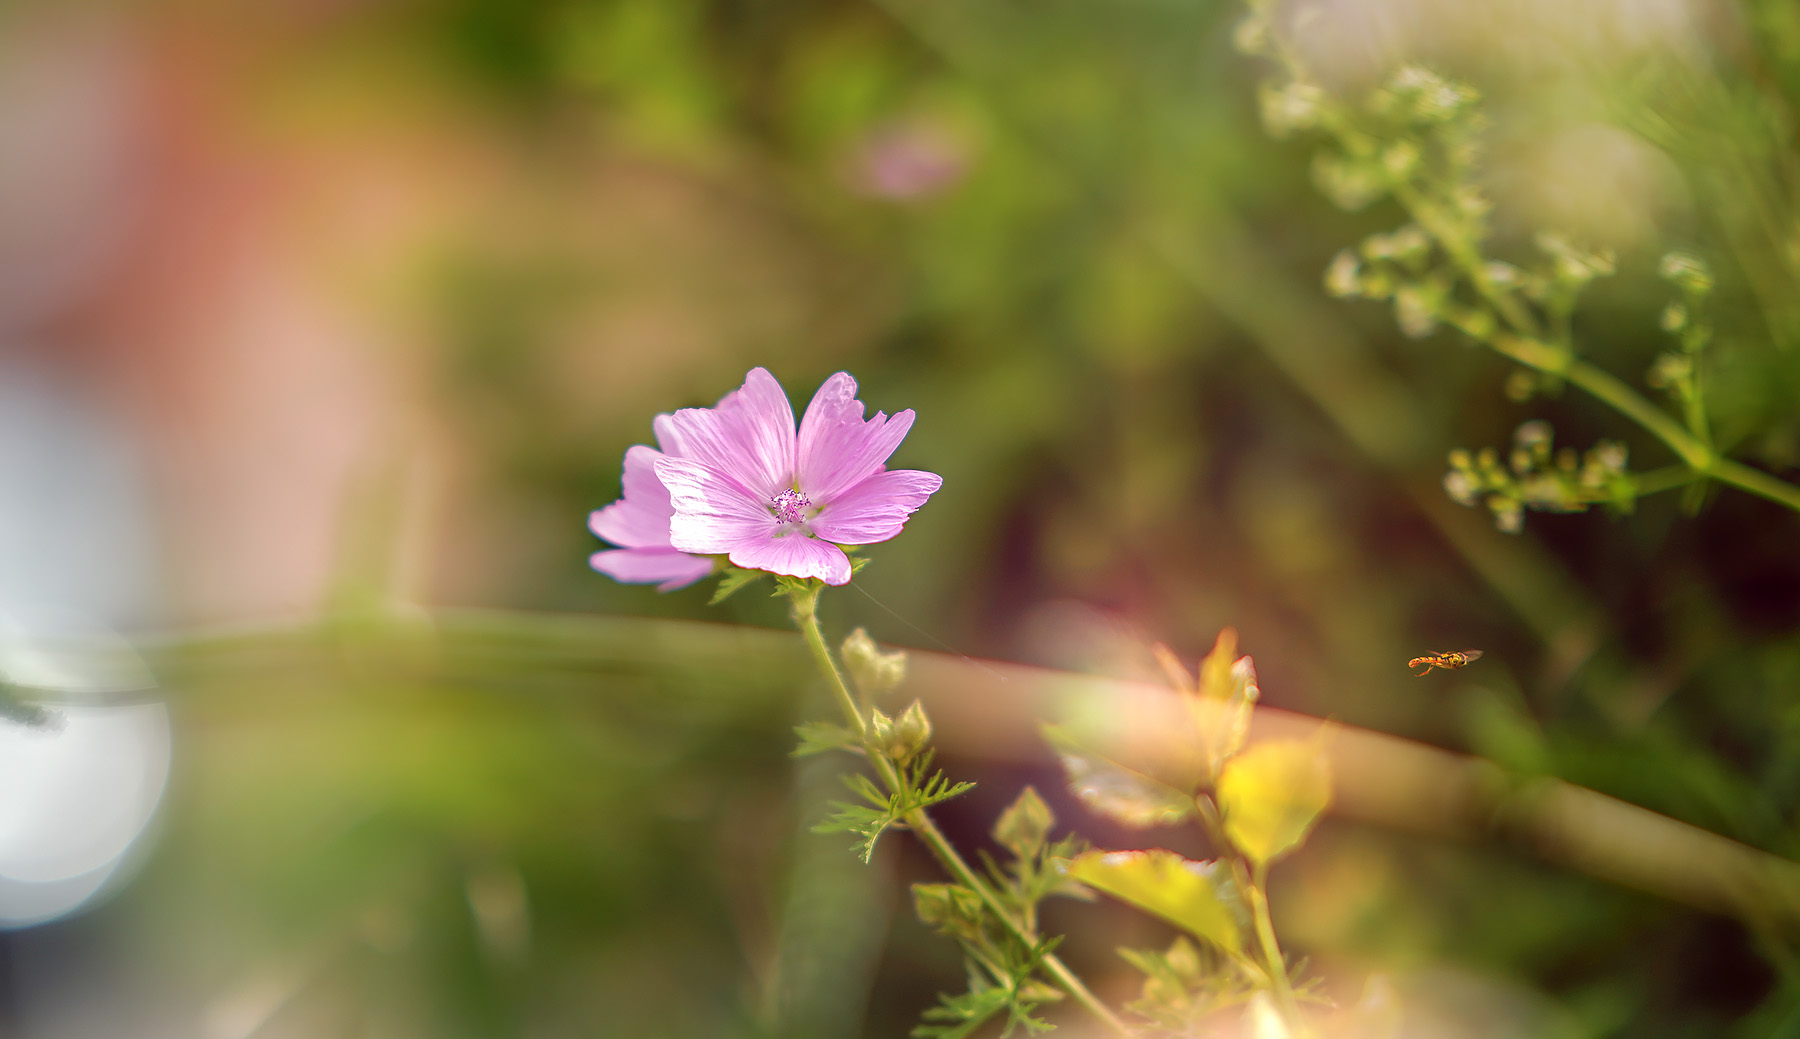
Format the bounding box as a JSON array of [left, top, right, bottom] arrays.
[[1408, 649, 1482, 676]]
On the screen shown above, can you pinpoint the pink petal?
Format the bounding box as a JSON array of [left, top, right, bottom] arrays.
[[589, 548, 714, 590], [729, 533, 853, 586], [588, 446, 676, 549], [809, 469, 943, 545], [796, 372, 917, 502], [657, 457, 780, 554], [653, 368, 797, 499]]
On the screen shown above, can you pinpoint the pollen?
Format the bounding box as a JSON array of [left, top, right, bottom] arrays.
[[770, 488, 812, 524]]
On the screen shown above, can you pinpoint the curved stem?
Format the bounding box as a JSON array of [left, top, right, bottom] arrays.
[[789, 584, 867, 738], [1241, 860, 1303, 1030], [787, 585, 1131, 1036], [1385, 125, 1800, 517], [1712, 456, 1800, 514]]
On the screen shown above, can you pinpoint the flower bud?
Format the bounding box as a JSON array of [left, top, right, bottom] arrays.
[[886, 699, 932, 763], [1443, 470, 1477, 506], [841, 627, 907, 699], [1324, 250, 1362, 298], [1659, 251, 1713, 296]]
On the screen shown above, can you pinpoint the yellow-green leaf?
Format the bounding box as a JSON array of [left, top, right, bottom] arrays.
[[1216, 739, 1332, 866], [1066, 849, 1242, 955]]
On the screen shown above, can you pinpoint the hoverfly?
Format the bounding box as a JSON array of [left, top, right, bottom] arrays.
[[1408, 649, 1482, 676]]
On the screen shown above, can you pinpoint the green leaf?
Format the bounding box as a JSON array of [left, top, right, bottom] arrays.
[[1045, 729, 1194, 828], [1066, 849, 1243, 956], [813, 758, 975, 862], [792, 720, 859, 758], [1216, 739, 1333, 866], [707, 566, 764, 604], [992, 786, 1054, 859], [912, 985, 1010, 1039], [913, 882, 987, 943]]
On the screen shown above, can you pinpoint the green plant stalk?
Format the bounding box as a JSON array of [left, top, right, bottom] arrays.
[[1628, 465, 1704, 498], [1270, 17, 1800, 517], [787, 584, 1131, 1037], [1192, 796, 1282, 994], [1245, 864, 1303, 1022], [1391, 157, 1800, 517]]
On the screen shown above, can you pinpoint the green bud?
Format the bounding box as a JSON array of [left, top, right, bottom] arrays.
[[1314, 153, 1385, 211], [1443, 469, 1477, 506], [1258, 81, 1324, 138], [993, 786, 1055, 858], [841, 628, 907, 699], [1489, 495, 1524, 534], [1513, 420, 1553, 451], [1482, 261, 1522, 289], [886, 699, 932, 763], [868, 706, 895, 748], [1232, 14, 1271, 55], [1380, 140, 1421, 179], [1324, 249, 1362, 298], [1659, 251, 1713, 296], [1660, 301, 1688, 334], [1393, 285, 1438, 338], [1389, 224, 1431, 264], [912, 883, 985, 940]]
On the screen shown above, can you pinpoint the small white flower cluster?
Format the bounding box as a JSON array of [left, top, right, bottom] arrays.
[[1443, 422, 1633, 533]]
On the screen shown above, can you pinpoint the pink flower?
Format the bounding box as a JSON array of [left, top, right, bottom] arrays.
[[588, 442, 716, 591], [652, 368, 941, 586]]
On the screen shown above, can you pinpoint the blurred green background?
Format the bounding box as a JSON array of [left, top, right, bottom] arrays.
[[2, 0, 1800, 1035]]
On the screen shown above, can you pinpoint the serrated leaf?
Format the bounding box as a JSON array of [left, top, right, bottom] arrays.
[[813, 761, 974, 862], [993, 786, 1054, 859], [1217, 739, 1333, 866], [1067, 849, 1243, 956], [1046, 729, 1194, 828], [913, 987, 1010, 1039], [792, 720, 859, 758], [707, 566, 764, 604]]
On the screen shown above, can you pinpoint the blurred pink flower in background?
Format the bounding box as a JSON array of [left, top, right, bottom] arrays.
[[849, 120, 968, 201]]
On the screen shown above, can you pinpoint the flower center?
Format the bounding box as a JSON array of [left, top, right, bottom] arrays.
[[770, 488, 812, 524]]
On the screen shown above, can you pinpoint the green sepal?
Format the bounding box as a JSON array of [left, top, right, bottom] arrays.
[[707, 566, 765, 605]]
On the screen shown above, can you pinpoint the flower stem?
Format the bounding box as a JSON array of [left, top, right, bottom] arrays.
[[1244, 860, 1303, 1032], [786, 583, 1130, 1037], [788, 584, 867, 738], [1372, 87, 1800, 517]]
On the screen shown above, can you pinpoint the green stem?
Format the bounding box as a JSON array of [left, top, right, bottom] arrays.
[[1243, 860, 1303, 1031], [1628, 465, 1704, 498], [787, 584, 1131, 1037], [1713, 456, 1800, 514], [1283, 21, 1800, 518], [789, 584, 867, 738]]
